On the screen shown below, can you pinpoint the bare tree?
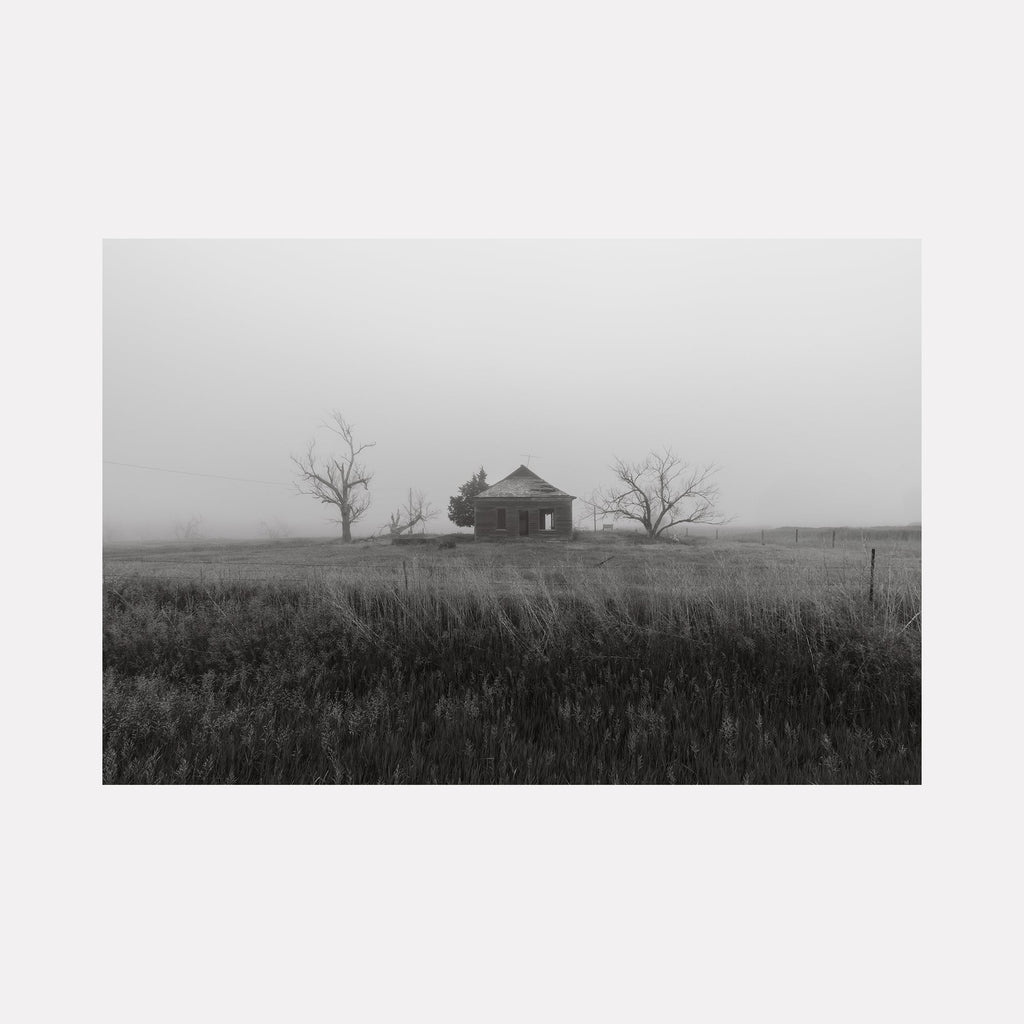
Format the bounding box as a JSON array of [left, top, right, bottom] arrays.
[[387, 489, 437, 536], [591, 448, 726, 539], [292, 412, 375, 542], [259, 517, 291, 541], [174, 514, 204, 540]]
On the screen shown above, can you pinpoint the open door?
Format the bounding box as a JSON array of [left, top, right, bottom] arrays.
[[518, 509, 529, 536]]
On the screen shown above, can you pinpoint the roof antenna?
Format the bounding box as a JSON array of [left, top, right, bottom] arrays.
[[519, 453, 542, 467]]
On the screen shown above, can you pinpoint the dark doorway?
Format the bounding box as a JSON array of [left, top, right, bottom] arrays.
[[519, 509, 529, 536]]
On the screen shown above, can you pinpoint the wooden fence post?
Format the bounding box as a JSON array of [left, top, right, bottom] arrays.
[[795, 528, 799, 544], [832, 529, 836, 549], [869, 548, 876, 605], [403, 559, 409, 594], [761, 529, 765, 545]]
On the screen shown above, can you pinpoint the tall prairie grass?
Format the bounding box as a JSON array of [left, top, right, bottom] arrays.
[[103, 547, 920, 784]]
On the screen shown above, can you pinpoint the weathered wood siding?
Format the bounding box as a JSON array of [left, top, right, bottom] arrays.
[[473, 498, 574, 540]]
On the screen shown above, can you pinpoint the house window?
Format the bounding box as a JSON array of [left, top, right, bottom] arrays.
[[540, 509, 553, 531], [496, 508, 506, 530]]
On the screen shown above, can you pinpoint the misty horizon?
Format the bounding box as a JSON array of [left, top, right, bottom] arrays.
[[103, 239, 920, 541]]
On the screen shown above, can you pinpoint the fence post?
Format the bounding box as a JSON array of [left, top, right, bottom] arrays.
[[403, 559, 409, 594], [761, 529, 765, 545], [795, 528, 799, 544], [832, 529, 836, 549], [868, 548, 876, 605]]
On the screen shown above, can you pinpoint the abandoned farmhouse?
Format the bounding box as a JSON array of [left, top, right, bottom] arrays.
[[473, 465, 575, 540]]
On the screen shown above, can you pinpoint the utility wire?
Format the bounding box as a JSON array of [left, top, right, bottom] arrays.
[[104, 460, 291, 486]]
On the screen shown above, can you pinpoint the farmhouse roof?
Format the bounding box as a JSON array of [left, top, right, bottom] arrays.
[[475, 465, 575, 500]]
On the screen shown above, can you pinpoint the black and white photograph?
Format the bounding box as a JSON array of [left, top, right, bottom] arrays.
[[103, 239, 921, 785], [8, 1, 1021, 1021]]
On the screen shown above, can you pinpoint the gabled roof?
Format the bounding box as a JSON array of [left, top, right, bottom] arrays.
[[475, 465, 575, 500]]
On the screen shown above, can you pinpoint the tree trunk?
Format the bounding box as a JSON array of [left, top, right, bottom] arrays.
[[342, 516, 352, 542]]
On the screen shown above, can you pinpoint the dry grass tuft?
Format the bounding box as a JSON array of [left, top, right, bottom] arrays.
[[103, 534, 921, 784]]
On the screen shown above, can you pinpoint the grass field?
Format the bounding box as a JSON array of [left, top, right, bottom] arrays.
[[102, 528, 921, 784]]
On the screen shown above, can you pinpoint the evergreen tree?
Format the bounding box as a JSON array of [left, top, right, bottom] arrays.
[[447, 467, 488, 527]]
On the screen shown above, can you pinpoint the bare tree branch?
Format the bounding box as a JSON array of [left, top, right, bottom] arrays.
[[292, 412, 375, 542], [591, 448, 726, 538], [387, 489, 438, 536]]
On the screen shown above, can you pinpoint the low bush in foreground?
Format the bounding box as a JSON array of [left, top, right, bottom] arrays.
[[103, 575, 920, 784]]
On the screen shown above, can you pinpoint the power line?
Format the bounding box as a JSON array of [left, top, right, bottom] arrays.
[[103, 460, 291, 486]]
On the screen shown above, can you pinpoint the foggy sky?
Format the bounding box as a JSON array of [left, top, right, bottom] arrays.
[[103, 239, 920, 539]]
